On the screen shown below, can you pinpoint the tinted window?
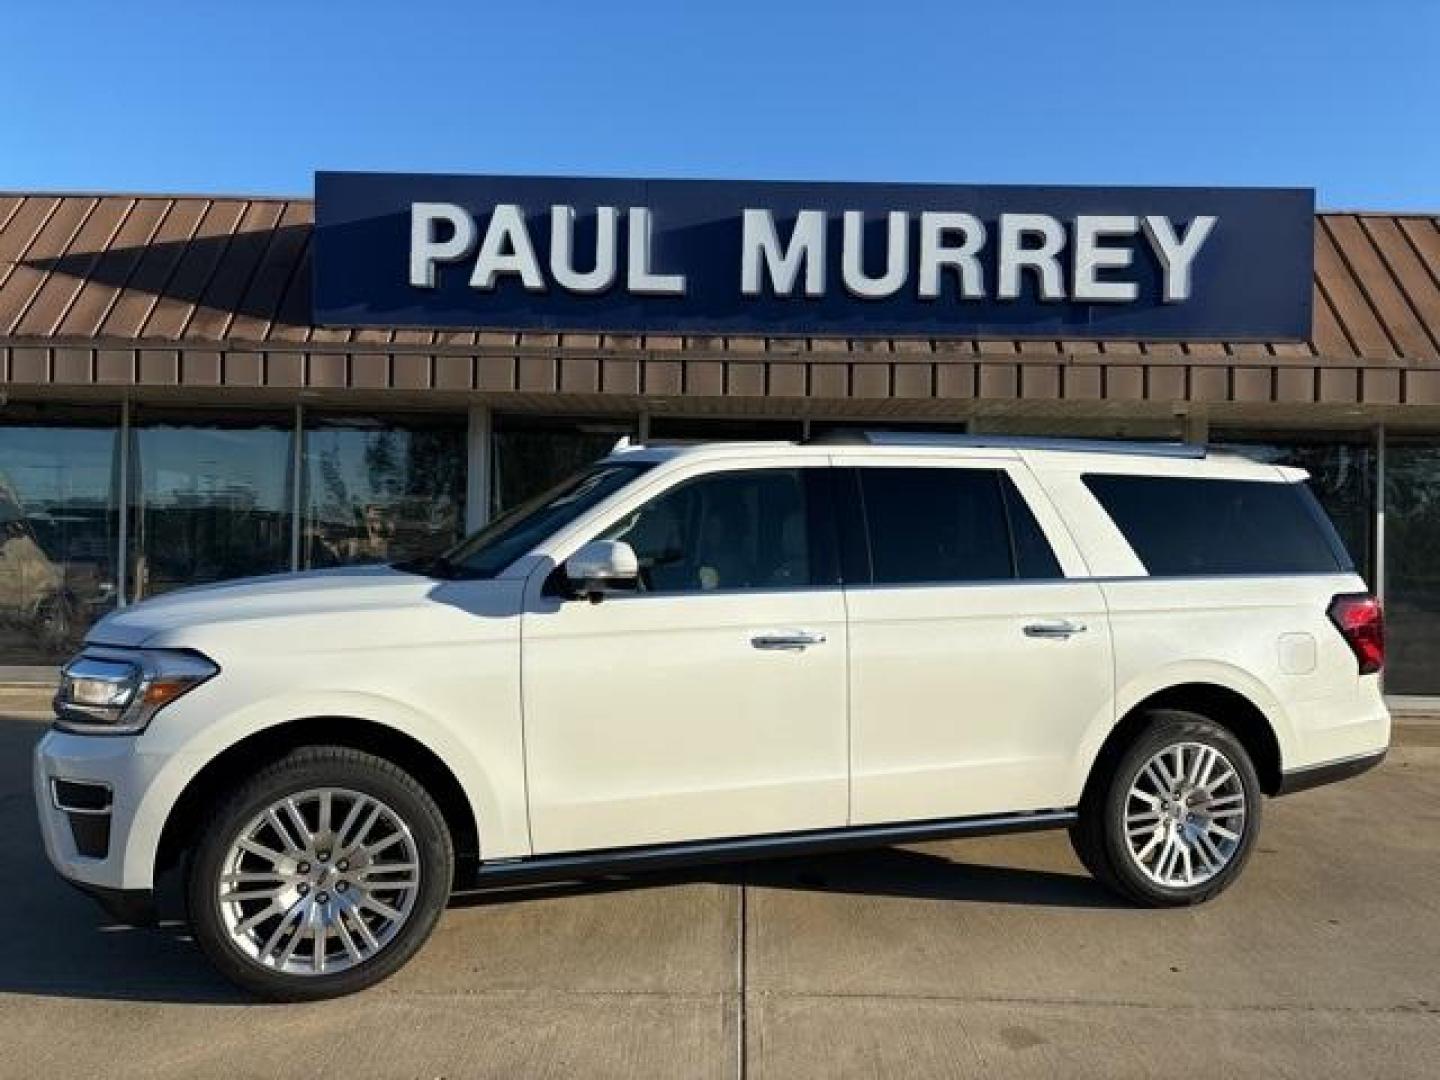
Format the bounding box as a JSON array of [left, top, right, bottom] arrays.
[[1001, 478, 1064, 579], [857, 468, 1015, 584], [599, 469, 816, 593], [1083, 473, 1348, 576]]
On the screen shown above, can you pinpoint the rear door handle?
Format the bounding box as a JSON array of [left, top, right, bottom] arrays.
[[751, 630, 827, 651], [1023, 620, 1088, 640]]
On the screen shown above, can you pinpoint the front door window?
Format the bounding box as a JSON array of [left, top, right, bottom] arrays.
[[599, 468, 813, 592]]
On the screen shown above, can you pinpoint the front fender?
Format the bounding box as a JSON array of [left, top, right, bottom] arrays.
[[120, 688, 525, 891]]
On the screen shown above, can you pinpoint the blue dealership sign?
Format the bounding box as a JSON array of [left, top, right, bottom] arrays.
[[313, 171, 1314, 340]]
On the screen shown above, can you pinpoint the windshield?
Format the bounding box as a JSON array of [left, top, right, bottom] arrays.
[[397, 461, 653, 580]]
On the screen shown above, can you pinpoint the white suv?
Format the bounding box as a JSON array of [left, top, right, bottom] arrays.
[[34, 433, 1390, 1000]]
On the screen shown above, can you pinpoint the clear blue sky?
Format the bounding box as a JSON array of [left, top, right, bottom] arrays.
[[4, 0, 1436, 210]]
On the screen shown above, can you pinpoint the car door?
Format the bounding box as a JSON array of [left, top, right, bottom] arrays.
[[839, 457, 1114, 824], [520, 457, 849, 854]]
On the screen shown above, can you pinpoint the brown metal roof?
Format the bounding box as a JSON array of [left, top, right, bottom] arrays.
[[2, 193, 1440, 412], [0, 192, 1434, 357]]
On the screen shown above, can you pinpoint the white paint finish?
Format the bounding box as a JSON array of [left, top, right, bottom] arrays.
[[1101, 572, 1387, 773], [847, 578, 1112, 822], [520, 452, 847, 853], [33, 437, 1393, 900], [1278, 632, 1318, 675], [46, 567, 531, 890], [521, 587, 849, 852]]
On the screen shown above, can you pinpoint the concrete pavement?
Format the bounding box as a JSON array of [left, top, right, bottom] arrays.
[[1, 711, 1436, 1078]]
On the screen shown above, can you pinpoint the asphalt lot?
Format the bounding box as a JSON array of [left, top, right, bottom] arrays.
[[2, 707, 1437, 1079]]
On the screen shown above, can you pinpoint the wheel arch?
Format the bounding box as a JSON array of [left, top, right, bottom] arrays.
[[155, 716, 481, 884], [1083, 682, 1285, 804]]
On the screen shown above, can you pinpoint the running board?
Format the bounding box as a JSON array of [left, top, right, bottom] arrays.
[[469, 808, 1077, 887]]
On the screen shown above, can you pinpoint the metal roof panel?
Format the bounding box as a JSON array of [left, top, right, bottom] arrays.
[[0, 193, 1434, 365]]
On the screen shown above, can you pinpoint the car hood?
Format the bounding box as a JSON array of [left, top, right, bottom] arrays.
[[86, 565, 513, 649]]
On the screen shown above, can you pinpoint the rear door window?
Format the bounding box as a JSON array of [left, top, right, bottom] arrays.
[[851, 467, 1062, 585], [1082, 473, 1350, 576]]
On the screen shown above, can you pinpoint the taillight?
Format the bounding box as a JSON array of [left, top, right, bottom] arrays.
[[1328, 593, 1384, 675]]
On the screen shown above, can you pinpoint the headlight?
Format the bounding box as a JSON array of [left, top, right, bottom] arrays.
[[54, 649, 219, 736]]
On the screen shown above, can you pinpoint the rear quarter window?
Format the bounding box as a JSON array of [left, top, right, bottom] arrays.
[[1082, 473, 1351, 576]]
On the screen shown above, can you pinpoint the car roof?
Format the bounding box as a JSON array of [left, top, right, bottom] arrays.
[[602, 434, 1300, 481]]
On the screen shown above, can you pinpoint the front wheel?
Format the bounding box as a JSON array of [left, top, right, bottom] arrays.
[[187, 746, 454, 1001], [1070, 710, 1262, 906]]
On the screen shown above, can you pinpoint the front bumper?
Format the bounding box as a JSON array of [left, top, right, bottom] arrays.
[[32, 728, 169, 922], [63, 879, 158, 926]]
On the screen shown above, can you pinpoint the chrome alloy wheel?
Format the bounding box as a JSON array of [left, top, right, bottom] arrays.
[[216, 787, 421, 976], [1124, 741, 1248, 888]]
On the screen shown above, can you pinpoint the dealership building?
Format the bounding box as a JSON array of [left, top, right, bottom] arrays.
[[1, 175, 1438, 697]]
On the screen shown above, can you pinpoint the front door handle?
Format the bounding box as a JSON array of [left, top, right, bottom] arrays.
[[1023, 619, 1088, 640], [751, 630, 827, 651]]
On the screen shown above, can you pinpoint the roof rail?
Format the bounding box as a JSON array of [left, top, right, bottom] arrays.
[[803, 430, 1207, 459]]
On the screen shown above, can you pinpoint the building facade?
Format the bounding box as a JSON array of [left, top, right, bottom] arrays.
[[1, 190, 1438, 695]]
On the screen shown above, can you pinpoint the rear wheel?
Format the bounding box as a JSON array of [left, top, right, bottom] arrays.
[[187, 745, 453, 1000], [1070, 710, 1262, 906]]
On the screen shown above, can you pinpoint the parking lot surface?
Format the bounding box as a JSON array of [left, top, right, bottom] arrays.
[[2, 709, 1437, 1079]]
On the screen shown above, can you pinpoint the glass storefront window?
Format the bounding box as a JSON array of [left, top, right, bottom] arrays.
[[1383, 438, 1440, 696], [0, 404, 120, 663], [302, 413, 466, 569], [1210, 433, 1376, 583], [129, 410, 294, 600], [492, 414, 636, 515], [969, 416, 1185, 440], [647, 417, 805, 442], [809, 420, 969, 439]]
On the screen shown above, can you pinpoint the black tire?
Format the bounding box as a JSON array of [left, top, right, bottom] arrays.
[[187, 745, 454, 1001], [1070, 709, 1262, 907]]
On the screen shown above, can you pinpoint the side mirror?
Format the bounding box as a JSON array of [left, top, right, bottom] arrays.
[[564, 540, 639, 602]]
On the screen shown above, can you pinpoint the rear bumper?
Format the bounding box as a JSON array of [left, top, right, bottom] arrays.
[[1276, 748, 1387, 796]]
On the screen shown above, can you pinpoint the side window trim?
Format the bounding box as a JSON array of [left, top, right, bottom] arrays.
[[803, 466, 844, 590], [998, 472, 1066, 580], [996, 470, 1023, 579], [834, 466, 873, 586]]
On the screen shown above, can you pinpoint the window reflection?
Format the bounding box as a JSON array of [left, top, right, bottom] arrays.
[[302, 414, 465, 568], [1384, 439, 1440, 695], [129, 411, 294, 599], [0, 405, 120, 662], [646, 417, 805, 442], [492, 414, 635, 515]]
